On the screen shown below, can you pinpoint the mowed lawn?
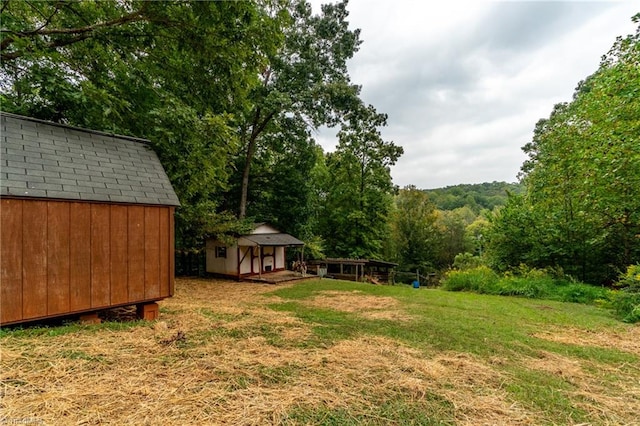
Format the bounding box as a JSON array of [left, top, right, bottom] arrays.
[[1, 278, 639, 425]]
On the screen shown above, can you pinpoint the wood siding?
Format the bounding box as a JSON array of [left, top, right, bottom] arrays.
[[0, 198, 175, 325]]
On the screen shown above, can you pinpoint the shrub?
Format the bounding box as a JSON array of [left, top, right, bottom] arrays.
[[611, 265, 640, 323], [441, 266, 499, 292], [452, 253, 483, 270], [441, 265, 612, 306]]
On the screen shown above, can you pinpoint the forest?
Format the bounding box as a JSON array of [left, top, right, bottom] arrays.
[[1, 1, 638, 290]]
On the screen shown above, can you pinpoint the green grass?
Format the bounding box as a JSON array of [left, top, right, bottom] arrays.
[[269, 280, 623, 357], [287, 398, 456, 425], [0, 318, 149, 338], [268, 279, 638, 423]]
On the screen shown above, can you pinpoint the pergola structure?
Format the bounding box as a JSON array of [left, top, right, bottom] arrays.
[[307, 258, 397, 283]]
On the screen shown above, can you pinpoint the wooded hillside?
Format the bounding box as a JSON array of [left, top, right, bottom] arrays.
[[424, 182, 523, 213]]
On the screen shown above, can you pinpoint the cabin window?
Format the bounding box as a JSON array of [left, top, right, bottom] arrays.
[[215, 246, 227, 258]]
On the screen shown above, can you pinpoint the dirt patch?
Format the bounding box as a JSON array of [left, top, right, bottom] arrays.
[[303, 290, 415, 321]]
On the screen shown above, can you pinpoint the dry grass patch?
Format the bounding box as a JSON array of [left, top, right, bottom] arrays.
[[1, 277, 637, 425], [522, 337, 640, 423], [303, 290, 415, 322], [533, 326, 640, 355], [525, 350, 585, 381]]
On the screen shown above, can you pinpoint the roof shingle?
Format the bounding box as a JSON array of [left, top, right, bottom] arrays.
[[1, 112, 180, 206]]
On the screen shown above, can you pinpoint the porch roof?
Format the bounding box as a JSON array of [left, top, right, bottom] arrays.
[[238, 233, 304, 247]]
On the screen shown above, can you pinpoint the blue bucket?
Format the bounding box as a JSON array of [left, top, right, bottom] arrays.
[[412, 280, 420, 289]]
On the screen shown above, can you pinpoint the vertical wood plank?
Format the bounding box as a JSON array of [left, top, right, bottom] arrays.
[[110, 205, 128, 305], [169, 208, 175, 296], [1, 199, 23, 323], [47, 201, 70, 315], [70, 203, 91, 312], [22, 200, 48, 319], [91, 204, 110, 308], [128, 206, 145, 301], [144, 207, 160, 299], [158, 207, 170, 298]]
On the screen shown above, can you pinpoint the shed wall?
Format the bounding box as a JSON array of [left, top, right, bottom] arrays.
[[205, 240, 239, 276], [0, 198, 175, 325]]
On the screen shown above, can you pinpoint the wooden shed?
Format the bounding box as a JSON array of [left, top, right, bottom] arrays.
[[206, 223, 304, 280], [0, 112, 180, 325]]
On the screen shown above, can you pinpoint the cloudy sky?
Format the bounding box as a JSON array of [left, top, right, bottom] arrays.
[[310, 1, 639, 189]]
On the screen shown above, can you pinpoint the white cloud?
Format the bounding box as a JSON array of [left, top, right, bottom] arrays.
[[310, 0, 639, 189]]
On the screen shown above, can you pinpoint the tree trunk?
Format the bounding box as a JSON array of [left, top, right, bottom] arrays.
[[239, 136, 257, 219], [238, 108, 276, 219]]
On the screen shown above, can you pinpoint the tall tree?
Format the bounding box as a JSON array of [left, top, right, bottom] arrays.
[[236, 0, 362, 218], [389, 186, 439, 270], [320, 103, 403, 258]]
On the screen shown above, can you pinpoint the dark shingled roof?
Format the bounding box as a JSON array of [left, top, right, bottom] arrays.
[[1, 112, 180, 206], [240, 233, 304, 247]]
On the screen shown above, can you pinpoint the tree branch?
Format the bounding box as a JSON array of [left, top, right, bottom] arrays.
[[20, 9, 146, 36], [1, 4, 149, 61]]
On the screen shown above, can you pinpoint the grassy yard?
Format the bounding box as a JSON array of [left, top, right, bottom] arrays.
[[1, 278, 639, 425]]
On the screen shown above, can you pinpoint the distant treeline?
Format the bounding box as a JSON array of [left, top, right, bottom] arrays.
[[423, 182, 523, 213]]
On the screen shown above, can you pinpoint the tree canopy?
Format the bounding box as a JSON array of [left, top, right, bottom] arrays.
[[1, 0, 399, 260], [488, 14, 640, 283]]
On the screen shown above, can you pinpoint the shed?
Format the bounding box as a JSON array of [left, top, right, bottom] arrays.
[[308, 258, 398, 283], [0, 112, 180, 325], [206, 223, 304, 280]]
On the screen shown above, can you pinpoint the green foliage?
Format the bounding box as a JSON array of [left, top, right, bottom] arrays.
[[424, 182, 523, 214], [235, 0, 363, 219], [388, 186, 439, 270], [440, 266, 499, 293], [441, 266, 612, 305], [319, 104, 403, 259], [611, 264, 640, 323], [490, 16, 640, 284], [452, 253, 483, 270], [433, 207, 476, 267]]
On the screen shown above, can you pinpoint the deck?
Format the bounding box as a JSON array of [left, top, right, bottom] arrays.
[[243, 270, 315, 284]]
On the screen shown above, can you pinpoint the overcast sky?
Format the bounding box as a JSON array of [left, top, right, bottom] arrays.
[[310, 1, 639, 189]]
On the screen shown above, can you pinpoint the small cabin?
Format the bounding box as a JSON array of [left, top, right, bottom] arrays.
[[0, 112, 180, 325], [206, 223, 304, 280], [308, 258, 398, 283]]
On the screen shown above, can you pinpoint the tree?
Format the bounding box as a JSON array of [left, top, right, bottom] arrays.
[[389, 186, 439, 271], [433, 207, 476, 268], [0, 1, 152, 62], [320, 103, 403, 258], [490, 14, 640, 283], [235, 0, 362, 219], [228, 115, 324, 240], [1, 0, 281, 250]]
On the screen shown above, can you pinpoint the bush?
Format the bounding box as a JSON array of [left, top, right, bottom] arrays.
[[611, 265, 640, 323], [441, 265, 612, 306], [441, 266, 499, 292], [452, 253, 483, 270]]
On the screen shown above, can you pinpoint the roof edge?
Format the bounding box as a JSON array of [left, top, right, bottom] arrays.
[[1, 111, 151, 145]]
